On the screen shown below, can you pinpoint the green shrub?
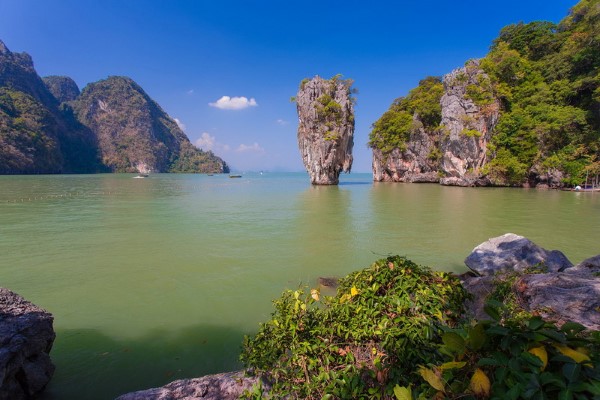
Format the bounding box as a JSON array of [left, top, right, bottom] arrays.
[[240, 256, 469, 399]]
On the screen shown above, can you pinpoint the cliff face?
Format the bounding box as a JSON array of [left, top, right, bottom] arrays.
[[72, 76, 228, 174], [370, 64, 500, 186], [370, 76, 444, 183], [372, 115, 439, 183], [370, 0, 600, 188], [0, 40, 100, 173], [42, 76, 80, 103], [439, 61, 500, 186], [296, 75, 354, 185]]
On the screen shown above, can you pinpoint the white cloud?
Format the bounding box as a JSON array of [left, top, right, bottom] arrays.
[[209, 96, 258, 110], [276, 119, 288, 125], [236, 142, 265, 154], [174, 118, 186, 131], [195, 132, 230, 153]]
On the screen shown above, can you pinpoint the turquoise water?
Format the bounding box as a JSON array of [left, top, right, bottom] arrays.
[[1, 172, 599, 399]]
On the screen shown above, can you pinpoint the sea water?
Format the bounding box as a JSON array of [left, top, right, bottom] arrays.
[[1, 172, 598, 399]]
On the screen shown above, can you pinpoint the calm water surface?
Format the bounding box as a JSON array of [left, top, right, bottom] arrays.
[[1, 172, 599, 399]]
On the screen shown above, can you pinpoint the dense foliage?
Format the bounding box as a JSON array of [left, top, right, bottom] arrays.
[[479, 0, 600, 185], [368, 77, 443, 154], [404, 304, 600, 399], [241, 257, 600, 399], [369, 0, 600, 186], [241, 256, 469, 399]]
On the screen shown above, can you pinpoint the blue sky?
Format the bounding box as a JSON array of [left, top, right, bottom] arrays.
[[0, 0, 575, 172]]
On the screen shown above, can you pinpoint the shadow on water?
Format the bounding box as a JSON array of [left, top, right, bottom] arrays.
[[41, 324, 247, 400]]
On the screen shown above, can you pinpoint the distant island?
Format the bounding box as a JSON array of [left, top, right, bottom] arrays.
[[0, 40, 229, 174], [369, 0, 599, 189]]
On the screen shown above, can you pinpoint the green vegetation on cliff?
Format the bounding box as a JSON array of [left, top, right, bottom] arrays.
[[369, 0, 600, 186], [479, 0, 600, 185], [0, 41, 101, 173], [368, 77, 443, 154], [0, 40, 228, 174]]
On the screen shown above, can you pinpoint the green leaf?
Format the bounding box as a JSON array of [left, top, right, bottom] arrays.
[[478, 357, 505, 367], [505, 384, 522, 400], [442, 332, 466, 355], [560, 322, 586, 335], [484, 302, 502, 321], [468, 323, 487, 351], [393, 385, 412, 400], [562, 363, 581, 384], [540, 328, 566, 343], [558, 389, 574, 400], [528, 316, 546, 330]]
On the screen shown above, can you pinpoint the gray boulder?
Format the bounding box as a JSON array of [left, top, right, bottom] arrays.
[[0, 288, 55, 399], [516, 272, 600, 330], [464, 233, 573, 276], [115, 371, 268, 400], [567, 254, 600, 277]]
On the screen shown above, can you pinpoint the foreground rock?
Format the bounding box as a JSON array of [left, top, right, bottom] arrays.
[[115, 371, 269, 400], [296, 75, 355, 185], [462, 233, 599, 330], [0, 288, 55, 399], [464, 233, 572, 275]]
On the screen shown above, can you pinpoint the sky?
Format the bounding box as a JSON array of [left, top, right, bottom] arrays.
[[0, 0, 576, 172]]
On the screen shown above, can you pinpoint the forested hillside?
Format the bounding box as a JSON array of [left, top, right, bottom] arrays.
[[370, 0, 599, 187]]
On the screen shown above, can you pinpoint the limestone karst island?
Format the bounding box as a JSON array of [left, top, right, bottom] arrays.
[[1, 0, 599, 399]]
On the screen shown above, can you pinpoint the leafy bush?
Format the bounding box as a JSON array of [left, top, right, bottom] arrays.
[[240, 256, 468, 399], [402, 303, 600, 400]]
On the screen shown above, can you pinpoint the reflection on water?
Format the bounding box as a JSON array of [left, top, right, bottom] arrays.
[[1, 173, 599, 399]]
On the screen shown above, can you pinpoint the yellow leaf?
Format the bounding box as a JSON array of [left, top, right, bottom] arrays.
[[528, 346, 548, 370], [469, 368, 490, 398], [554, 344, 591, 364], [310, 288, 320, 301], [418, 366, 445, 392], [351, 286, 359, 297], [393, 385, 412, 400], [440, 361, 467, 370]]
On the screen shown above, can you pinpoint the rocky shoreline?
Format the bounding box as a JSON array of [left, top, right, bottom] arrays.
[[1, 233, 598, 399]]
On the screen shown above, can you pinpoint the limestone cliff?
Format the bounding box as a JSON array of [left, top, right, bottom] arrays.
[[296, 75, 354, 185], [371, 116, 439, 183], [42, 75, 80, 103], [369, 76, 444, 183], [0, 39, 228, 174], [72, 76, 228, 173], [439, 60, 499, 186], [369, 64, 499, 186], [0, 40, 101, 173]]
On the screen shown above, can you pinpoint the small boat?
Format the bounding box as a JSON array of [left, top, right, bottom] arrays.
[[133, 173, 149, 179], [207, 174, 214, 176], [229, 175, 242, 178]]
